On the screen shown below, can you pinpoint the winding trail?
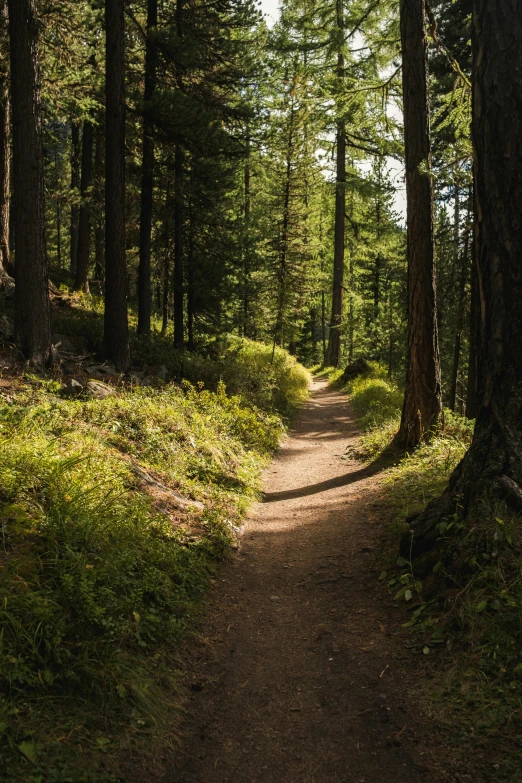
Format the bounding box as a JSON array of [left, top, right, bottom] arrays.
[[165, 380, 443, 783]]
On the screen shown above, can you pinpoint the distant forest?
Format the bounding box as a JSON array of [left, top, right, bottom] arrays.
[[1, 0, 471, 401]]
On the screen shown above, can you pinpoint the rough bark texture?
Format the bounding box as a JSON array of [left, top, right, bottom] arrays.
[[0, 1, 10, 280], [8, 0, 51, 363], [408, 0, 522, 553], [395, 0, 442, 449], [173, 143, 184, 349], [137, 0, 158, 336], [74, 119, 94, 292], [466, 229, 479, 419], [104, 0, 129, 369], [327, 0, 346, 368]]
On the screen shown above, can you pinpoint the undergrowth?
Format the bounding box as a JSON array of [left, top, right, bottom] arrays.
[[51, 294, 310, 420], [338, 360, 522, 779], [0, 362, 300, 780]]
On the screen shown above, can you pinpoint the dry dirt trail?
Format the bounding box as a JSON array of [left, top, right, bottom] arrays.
[[164, 379, 445, 783]]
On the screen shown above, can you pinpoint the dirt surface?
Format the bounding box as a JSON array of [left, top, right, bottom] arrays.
[[164, 380, 446, 783]]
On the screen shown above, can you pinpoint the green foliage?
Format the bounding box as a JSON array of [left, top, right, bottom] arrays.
[[0, 371, 292, 780]]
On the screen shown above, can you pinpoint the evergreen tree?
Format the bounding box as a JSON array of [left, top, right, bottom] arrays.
[[395, 0, 442, 449], [9, 0, 51, 363]]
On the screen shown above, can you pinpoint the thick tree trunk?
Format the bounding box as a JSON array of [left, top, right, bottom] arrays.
[[70, 122, 80, 276], [137, 0, 158, 336], [466, 236, 478, 418], [0, 1, 10, 280], [173, 143, 184, 348], [104, 0, 129, 369], [395, 0, 442, 449], [8, 0, 51, 363], [74, 119, 94, 292], [407, 0, 522, 553]]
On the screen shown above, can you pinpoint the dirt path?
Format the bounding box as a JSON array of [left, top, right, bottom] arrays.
[[164, 380, 443, 783]]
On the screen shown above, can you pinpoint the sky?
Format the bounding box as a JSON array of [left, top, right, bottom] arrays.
[[258, 0, 407, 222]]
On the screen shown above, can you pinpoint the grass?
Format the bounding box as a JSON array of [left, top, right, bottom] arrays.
[[50, 293, 310, 422], [335, 360, 522, 780], [0, 332, 310, 782]]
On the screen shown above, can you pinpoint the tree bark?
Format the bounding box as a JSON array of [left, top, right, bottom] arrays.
[[70, 121, 80, 276], [74, 118, 94, 292], [104, 0, 129, 369], [466, 234, 479, 418], [395, 0, 442, 449], [93, 120, 104, 283], [327, 2, 346, 368], [173, 143, 184, 348], [449, 205, 470, 412], [8, 0, 51, 363], [407, 0, 522, 553], [0, 0, 10, 280], [137, 0, 158, 336]]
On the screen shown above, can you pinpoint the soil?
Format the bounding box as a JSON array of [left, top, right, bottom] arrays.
[[163, 380, 449, 783]]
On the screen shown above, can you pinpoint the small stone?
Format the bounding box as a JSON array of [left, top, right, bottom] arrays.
[[86, 380, 115, 399], [270, 595, 280, 601]]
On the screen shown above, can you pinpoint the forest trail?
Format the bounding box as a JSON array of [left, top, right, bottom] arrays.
[[165, 380, 444, 783]]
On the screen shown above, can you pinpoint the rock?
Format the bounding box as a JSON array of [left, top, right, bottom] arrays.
[[341, 357, 371, 382], [62, 378, 83, 397], [97, 363, 118, 377], [85, 380, 115, 399], [156, 365, 168, 380], [131, 462, 204, 513]]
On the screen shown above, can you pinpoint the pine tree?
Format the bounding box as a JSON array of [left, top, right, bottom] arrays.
[[8, 0, 51, 363], [394, 0, 442, 449], [104, 0, 129, 369], [407, 0, 522, 552]]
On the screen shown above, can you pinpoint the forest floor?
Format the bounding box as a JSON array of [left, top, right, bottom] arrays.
[[156, 379, 469, 783]]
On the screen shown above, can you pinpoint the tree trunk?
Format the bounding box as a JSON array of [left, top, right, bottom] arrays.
[[449, 206, 470, 411], [173, 143, 184, 348], [272, 117, 293, 357], [104, 0, 129, 369], [242, 132, 251, 338], [327, 0, 346, 368], [137, 0, 158, 336], [70, 121, 80, 276], [466, 235, 478, 418], [93, 119, 104, 284], [407, 0, 522, 553], [74, 118, 94, 292], [8, 0, 51, 363], [327, 125, 346, 364], [395, 0, 442, 449], [0, 1, 10, 280]]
